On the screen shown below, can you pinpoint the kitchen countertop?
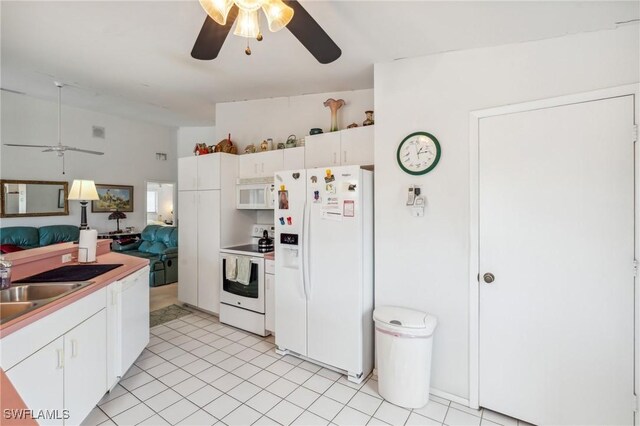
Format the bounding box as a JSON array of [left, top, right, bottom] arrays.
[[0, 245, 149, 338]]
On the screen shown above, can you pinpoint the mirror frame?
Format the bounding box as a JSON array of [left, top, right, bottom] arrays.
[[1, 179, 69, 218]]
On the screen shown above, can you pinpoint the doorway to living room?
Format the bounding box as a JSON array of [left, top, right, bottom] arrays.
[[145, 181, 176, 227]]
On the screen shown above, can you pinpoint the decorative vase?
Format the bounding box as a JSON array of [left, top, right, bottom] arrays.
[[324, 98, 345, 132], [363, 110, 374, 126]]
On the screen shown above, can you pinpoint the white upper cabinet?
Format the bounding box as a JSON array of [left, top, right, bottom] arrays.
[[178, 154, 223, 191], [304, 132, 341, 168], [304, 126, 373, 169], [339, 126, 374, 166], [283, 147, 305, 170], [239, 150, 284, 179], [178, 156, 198, 191]]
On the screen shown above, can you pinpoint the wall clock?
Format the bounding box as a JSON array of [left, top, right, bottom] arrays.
[[396, 131, 441, 175]]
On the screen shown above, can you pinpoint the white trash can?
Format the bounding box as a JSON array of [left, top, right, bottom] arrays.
[[373, 306, 437, 409]]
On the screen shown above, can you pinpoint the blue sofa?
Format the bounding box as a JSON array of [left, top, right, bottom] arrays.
[[1, 225, 80, 250], [112, 225, 178, 287]]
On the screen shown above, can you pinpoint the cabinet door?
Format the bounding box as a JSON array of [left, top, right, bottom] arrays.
[[283, 147, 305, 171], [259, 150, 284, 177], [340, 126, 374, 166], [64, 310, 107, 426], [265, 273, 275, 333], [197, 190, 221, 313], [178, 157, 198, 191], [198, 154, 221, 190], [178, 191, 198, 306], [106, 281, 122, 390], [304, 132, 341, 168], [239, 154, 259, 179], [6, 337, 64, 426]]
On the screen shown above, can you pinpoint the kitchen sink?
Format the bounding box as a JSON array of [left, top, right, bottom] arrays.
[[0, 281, 92, 324], [0, 302, 39, 322], [0, 283, 87, 303]]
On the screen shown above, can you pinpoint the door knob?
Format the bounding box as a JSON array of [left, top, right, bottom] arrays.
[[483, 273, 495, 283]]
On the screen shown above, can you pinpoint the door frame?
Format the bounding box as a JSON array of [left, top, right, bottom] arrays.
[[468, 84, 639, 411], [144, 180, 177, 226]]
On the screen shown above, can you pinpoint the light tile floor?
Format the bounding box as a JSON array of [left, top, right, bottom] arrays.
[[83, 310, 531, 426]]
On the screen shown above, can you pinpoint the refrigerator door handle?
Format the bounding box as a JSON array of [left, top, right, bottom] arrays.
[[299, 201, 307, 300], [303, 199, 311, 300]]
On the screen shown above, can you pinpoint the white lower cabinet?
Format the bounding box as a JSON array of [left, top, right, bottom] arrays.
[[5, 337, 65, 426], [64, 310, 107, 425], [6, 310, 107, 426], [265, 259, 275, 333]]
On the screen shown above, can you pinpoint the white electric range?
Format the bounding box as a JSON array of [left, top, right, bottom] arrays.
[[219, 224, 274, 336]]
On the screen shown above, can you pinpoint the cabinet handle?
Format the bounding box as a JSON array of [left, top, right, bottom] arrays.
[[333, 152, 337, 164], [343, 151, 347, 164], [71, 340, 78, 358], [261, 163, 264, 173], [56, 349, 64, 369]]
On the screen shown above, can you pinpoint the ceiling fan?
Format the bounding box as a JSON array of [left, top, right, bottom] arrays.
[[4, 82, 104, 174], [192, 0, 341, 64]]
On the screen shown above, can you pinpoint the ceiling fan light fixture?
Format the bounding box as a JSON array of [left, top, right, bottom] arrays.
[[234, 8, 260, 38], [199, 0, 234, 25], [235, 0, 263, 12], [262, 0, 294, 32]]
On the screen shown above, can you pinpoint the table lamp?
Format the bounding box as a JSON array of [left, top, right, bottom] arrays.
[[68, 179, 99, 229], [108, 210, 127, 233]]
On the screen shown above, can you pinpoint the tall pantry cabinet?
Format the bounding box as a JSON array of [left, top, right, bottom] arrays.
[[178, 153, 253, 314]]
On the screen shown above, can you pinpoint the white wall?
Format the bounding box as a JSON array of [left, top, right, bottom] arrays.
[[215, 89, 373, 152], [0, 91, 178, 233], [177, 126, 216, 158], [374, 25, 639, 400]]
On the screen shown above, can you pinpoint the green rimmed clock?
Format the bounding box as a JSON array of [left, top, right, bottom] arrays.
[[396, 131, 441, 175]]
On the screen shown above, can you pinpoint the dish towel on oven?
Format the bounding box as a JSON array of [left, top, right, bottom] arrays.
[[226, 256, 237, 281], [236, 257, 251, 285]]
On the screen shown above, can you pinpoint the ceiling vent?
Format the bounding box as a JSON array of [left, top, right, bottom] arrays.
[[92, 126, 105, 139]]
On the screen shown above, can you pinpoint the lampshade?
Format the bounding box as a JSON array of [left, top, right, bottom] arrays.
[[108, 211, 127, 220], [68, 180, 99, 201], [262, 0, 293, 32], [199, 0, 234, 25], [234, 8, 260, 38]]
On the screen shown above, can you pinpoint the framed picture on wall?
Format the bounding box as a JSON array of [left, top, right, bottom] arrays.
[[91, 184, 134, 213]]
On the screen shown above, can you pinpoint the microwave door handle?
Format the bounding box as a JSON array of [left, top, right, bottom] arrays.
[[264, 186, 269, 208]]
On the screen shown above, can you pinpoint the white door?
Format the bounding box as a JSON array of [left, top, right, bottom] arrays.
[[6, 337, 64, 426], [275, 169, 307, 355], [239, 154, 260, 179], [304, 132, 341, 168], [306, 166, 363, 374], [120, 267, 150, 373], [64, 310, 107, 425], [178, 191, 198, 306], [478, 95, 634, 425], [198, 190, 221, 313]]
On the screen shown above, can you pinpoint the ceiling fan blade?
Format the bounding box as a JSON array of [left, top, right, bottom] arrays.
[[191, 6, 239, 60], [284, 0, 341, 64], [4, 143, 53, 148], [64, 147, 104, 155], [42, 149, 54, 152]]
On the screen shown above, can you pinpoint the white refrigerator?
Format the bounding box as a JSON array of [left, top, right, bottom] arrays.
[[274, 165, 374, 383]]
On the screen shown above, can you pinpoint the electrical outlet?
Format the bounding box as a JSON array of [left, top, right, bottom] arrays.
[[61, 253, 72, 263]]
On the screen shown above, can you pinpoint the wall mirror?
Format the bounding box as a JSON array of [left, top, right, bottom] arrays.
[[1, 180, 69, 218]]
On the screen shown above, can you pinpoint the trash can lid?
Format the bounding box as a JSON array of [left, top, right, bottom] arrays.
[[373, 306, 437, 336]]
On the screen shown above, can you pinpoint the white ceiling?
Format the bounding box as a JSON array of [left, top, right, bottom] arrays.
[[1, 1, 638, 127]]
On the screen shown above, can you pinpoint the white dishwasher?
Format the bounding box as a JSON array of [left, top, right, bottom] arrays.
[[108, 265, 149, 387]]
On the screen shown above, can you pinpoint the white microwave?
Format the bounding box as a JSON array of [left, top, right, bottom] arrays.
[[237, 179, 275, 209]]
